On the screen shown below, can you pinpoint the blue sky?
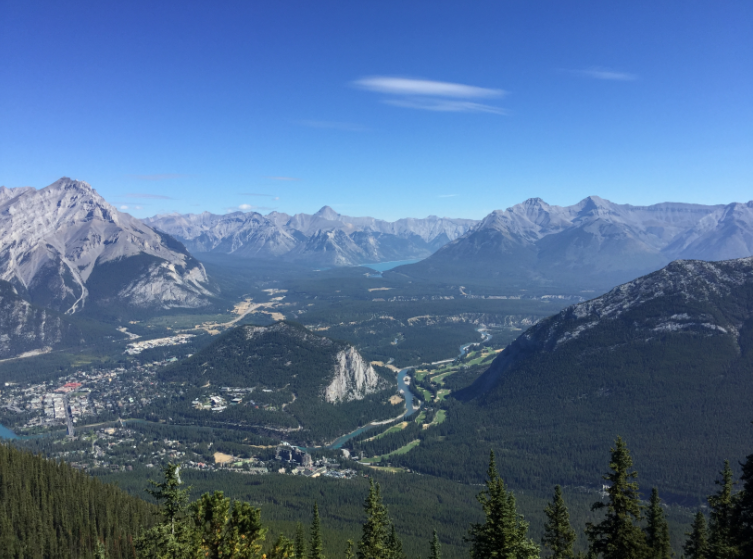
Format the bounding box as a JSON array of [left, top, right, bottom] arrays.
[[1, 1, 751, 221]]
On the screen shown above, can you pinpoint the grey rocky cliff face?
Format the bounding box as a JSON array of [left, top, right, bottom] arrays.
[[0, 281, 67, 358], [0, 178, 214, 313], [324, 346, 383, 403]]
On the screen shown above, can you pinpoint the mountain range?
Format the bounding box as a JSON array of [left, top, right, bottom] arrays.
[[391, 196, 753, 292], [0, 178, 215, 315], [144, 207, 478, 267]]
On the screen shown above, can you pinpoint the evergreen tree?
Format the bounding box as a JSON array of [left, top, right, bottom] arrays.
[[585, 437, 648, 559], [428, 529, 441, 559], [295, 522, 307, 559], [191, 490, 266, 558], [734, 451, 753, 556], [345, 540, 355, 559], [310, 502, 325, 559], [386, 524, 406, 559], [645, 488, 671, 559], [683, 511, 708, 559], [268, 535, 295, 559], [357, 479, 393, 559], [542, 485, 576, 559], [707, 460, 739, 559], [136, 464, 197, 559], [466, 450, 540, 559]]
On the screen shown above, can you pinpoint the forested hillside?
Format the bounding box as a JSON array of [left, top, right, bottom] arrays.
[[393, 257, 753, 501], [158, 322, 396, 443], [0, 443, 155, 558]]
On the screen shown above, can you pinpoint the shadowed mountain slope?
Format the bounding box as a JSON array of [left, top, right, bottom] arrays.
[[394, 257, 753, 502]]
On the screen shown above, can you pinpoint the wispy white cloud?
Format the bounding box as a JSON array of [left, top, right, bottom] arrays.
[[265, 176, 300, 181], [296, 120, 367, 132], [354, 76, 503, 98], [119, 205, 143, 211], [353, 75, 507, 114], [438, 194, 458, 198], [385, 98, 507, 114], [566, 67, 638, 81], [125, 193, 173, 199], [126, 173, 190, 181]]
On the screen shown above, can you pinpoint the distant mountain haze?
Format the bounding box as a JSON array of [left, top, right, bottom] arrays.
[[391, 196, 753, 292], [0, 178, 215, 314], [144, 206, 479, 267]]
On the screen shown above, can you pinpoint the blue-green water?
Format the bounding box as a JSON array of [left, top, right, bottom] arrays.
[[0, 423, 18, 439], [364, 259, 421, 273]]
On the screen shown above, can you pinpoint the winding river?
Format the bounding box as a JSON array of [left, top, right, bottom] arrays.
[[318, 328, 492, 450]]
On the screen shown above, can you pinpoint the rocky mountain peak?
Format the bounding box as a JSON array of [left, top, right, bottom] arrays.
[[314, 205, 340, 220], [0, 177, 214, 313]]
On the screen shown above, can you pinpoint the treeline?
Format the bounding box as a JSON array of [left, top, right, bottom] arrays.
[[0, 443, 155, 559], [123, 436, 753, 558]]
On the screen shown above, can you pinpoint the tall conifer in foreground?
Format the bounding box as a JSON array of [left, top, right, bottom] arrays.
[[645, 488, 671, 559], [734, 450, 753, 555], [542, 485, 576, 559], [191, 490, 266, 558], [683, 511, 708, 559], [268, 535, 295, 558], [386, 524, 406, 559], [707, 460, 739, 559], [135, 464, 196, 559], [585, 437, 647, 559], [357, 479, 392, 559], [428, 529, 441, 559], [466, 450, 540, 559], [309, 502, 325, 559], [295, 522, 307, 559]]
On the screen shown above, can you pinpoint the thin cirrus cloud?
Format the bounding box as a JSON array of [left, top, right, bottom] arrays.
[[119, 205, 143, 210], [438, 194, 457, 198], [567, 67, 638, 81], [353, 76, 507, 114]]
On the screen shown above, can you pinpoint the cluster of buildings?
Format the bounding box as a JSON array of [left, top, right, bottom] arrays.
[[0, 362, 180, 434], [274, 443, 358, 479]]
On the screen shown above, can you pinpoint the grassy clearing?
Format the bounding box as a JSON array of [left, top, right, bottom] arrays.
[[362, 439, 421, 463], [436, 389, 451, 401]]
